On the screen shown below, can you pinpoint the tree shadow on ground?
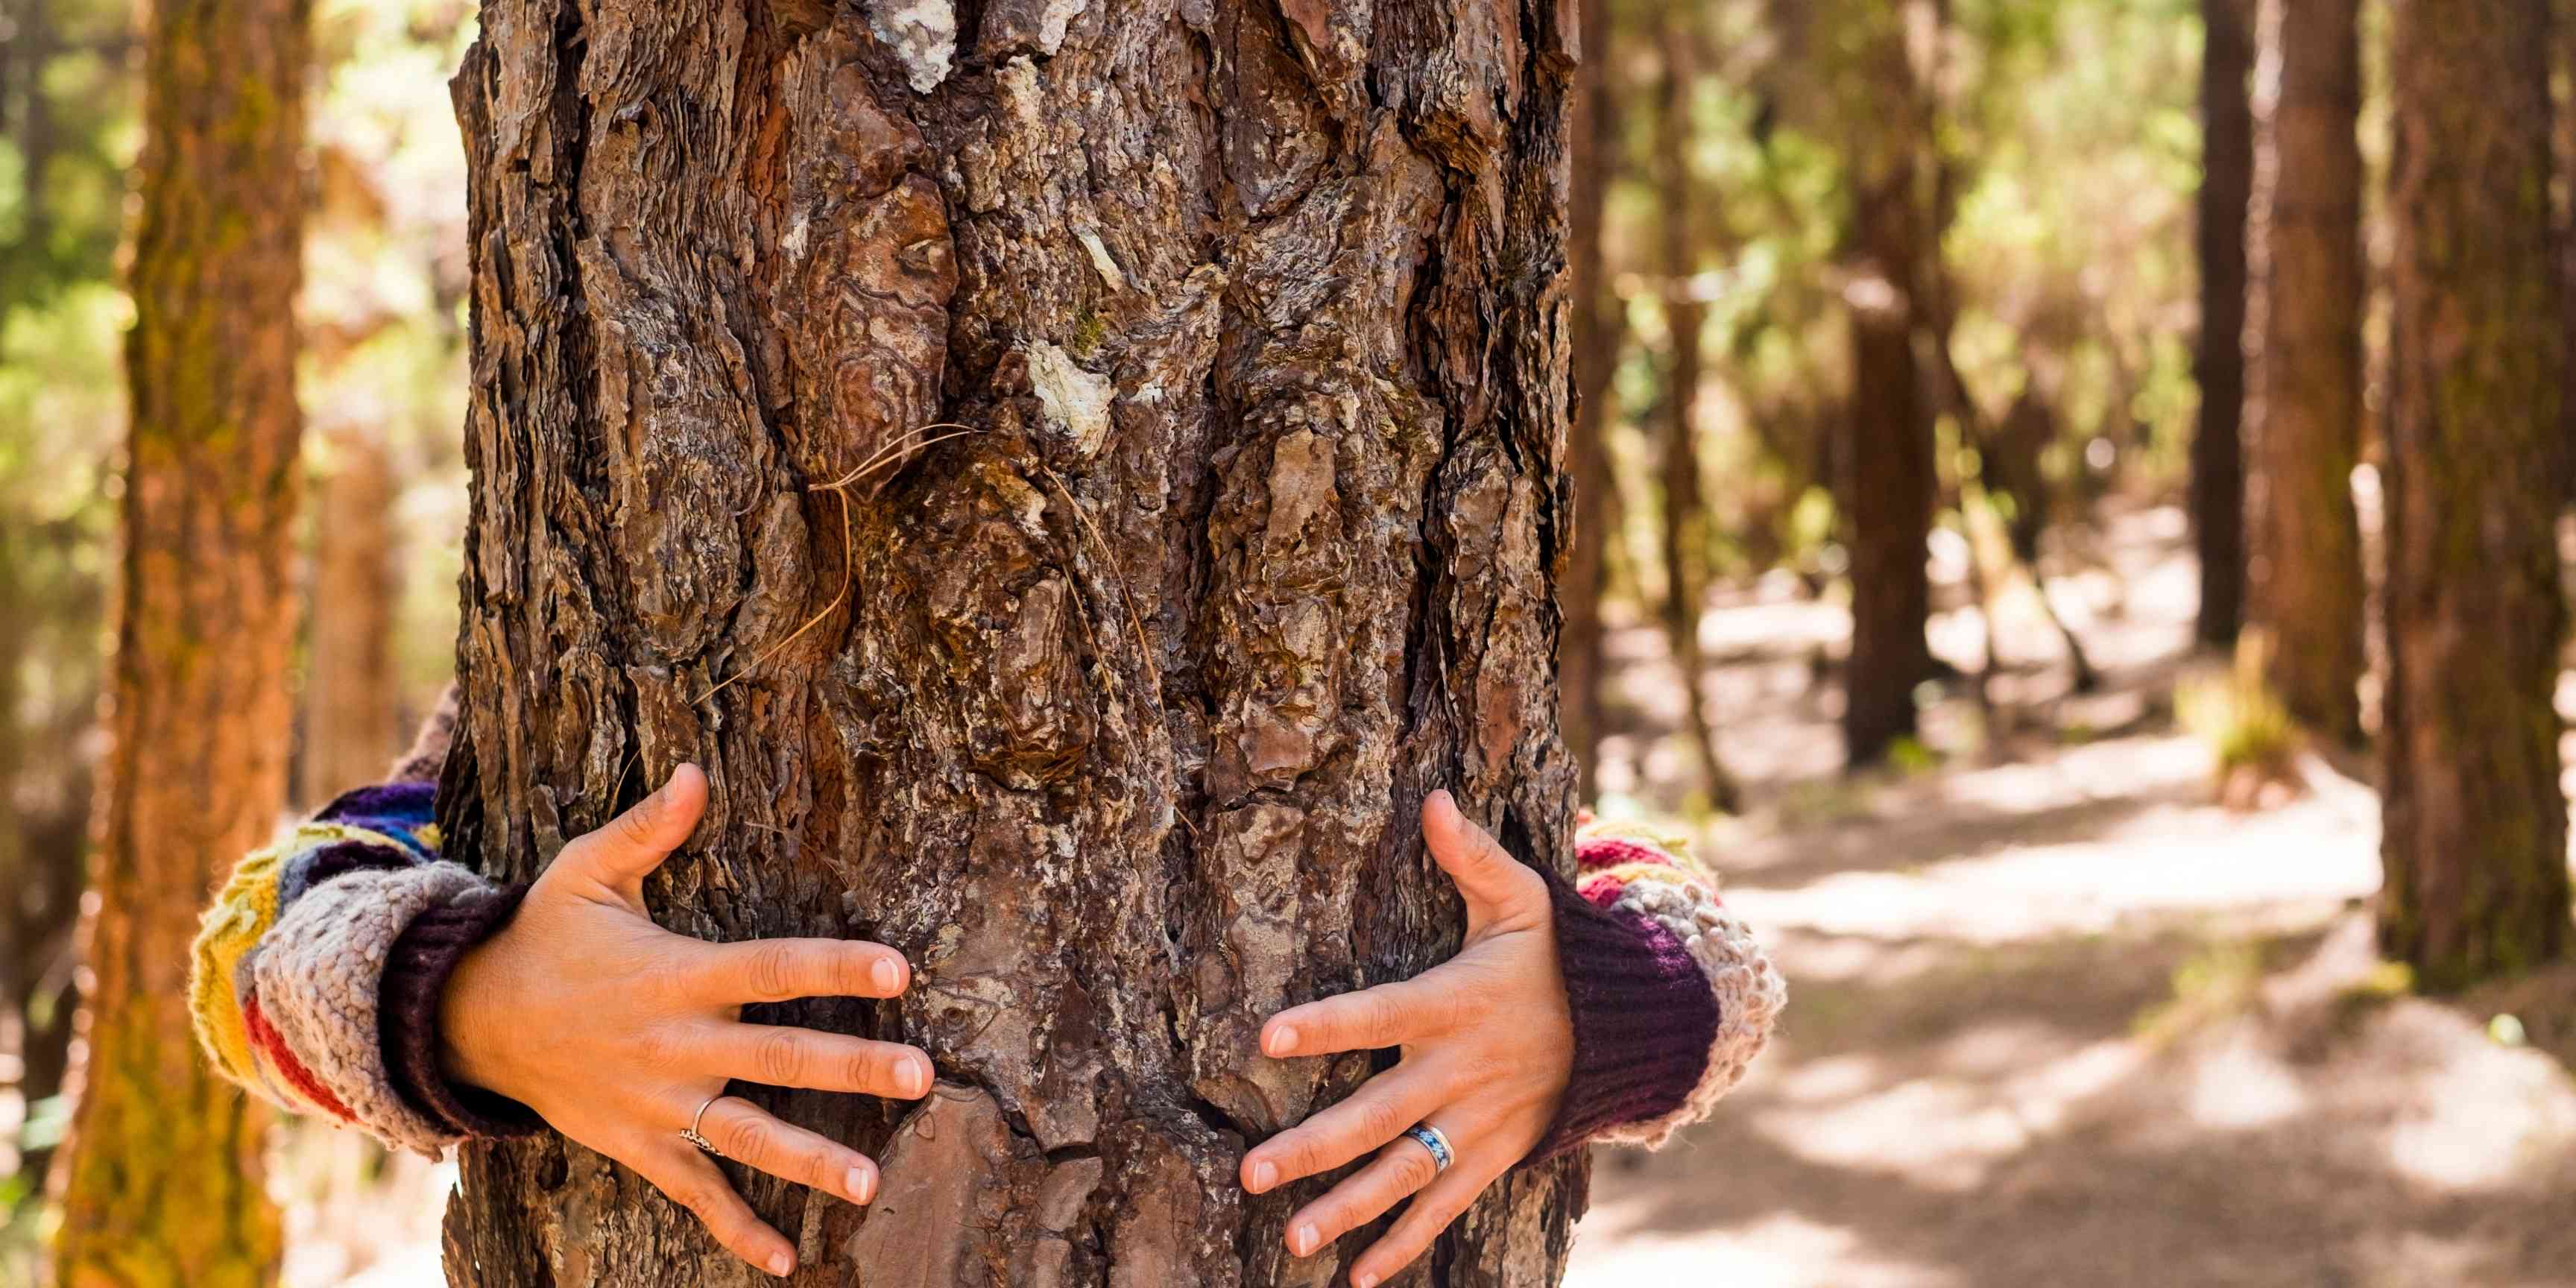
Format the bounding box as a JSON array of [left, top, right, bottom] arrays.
[[1578, 916, 2576, 1288]]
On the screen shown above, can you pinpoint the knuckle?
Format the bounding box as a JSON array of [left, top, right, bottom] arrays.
[[847, 1047, 892, 1093], [632, 1025, 688, 1072], [757, 1029, 808, 1084], [1281, 1132, 1325, 1176], [1354, 1097, 1404, 1143], [748, 942, 801, 1000], [616, 799, 660, 848], [718, 1115, 771, 1164], [1362, 994, 1402, 1045], [1395, 1148, 1437, 1190]]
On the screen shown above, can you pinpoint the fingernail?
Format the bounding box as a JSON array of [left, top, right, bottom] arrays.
[[768, 1251, 793, 1277], [1250, 1159, 1277, 1193], [1356, 1274, 1379, 1288], [899, 1057, 929, 1096], [871, 957, 900, 994], [1292, 1223, 1319, 1256], [1267, 1026, 1298, 1057], [847, 1166, 874, 1203]]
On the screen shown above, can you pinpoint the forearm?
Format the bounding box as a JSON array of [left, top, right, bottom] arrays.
[[1530, 819, 1784, 1158]]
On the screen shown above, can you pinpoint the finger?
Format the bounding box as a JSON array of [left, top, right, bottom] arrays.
[[695, 1095, 881, 1206], [688, 936, 912, 1004], [1421, 790, 1546, 929], [636, 1145, 796, 1278], [1281, 1131, 1448, 1257], [697, 1022, 935, 1099], [1242, 1067, 1446, 1193], [1348, 1158, 1492, 1288], [554, 764, 708, 903], [1261, 975, 1459, 1060]]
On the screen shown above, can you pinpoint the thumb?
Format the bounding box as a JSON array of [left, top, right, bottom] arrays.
[[549, 763, 707, 906], [1421, 789, 1544, 931]]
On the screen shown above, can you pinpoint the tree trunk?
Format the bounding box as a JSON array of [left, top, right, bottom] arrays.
[[302, 427, 405, 804], [1650, 15, 1740, 813], [1562, 0, 1620, 804], [2247, 0, 2364, 745], [2194, 0, 2254, 649], [436, 3, 1585, 1286], [45, 0, 307, 1280], [2380, 0, 2572, 991], [1840, 1, 1936, 769]]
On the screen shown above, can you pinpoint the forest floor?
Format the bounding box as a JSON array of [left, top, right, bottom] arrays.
[[272, 503, 2576, 1287], [1568, 504, 2576, 1287]]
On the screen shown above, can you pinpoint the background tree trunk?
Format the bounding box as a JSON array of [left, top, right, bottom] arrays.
[[2380, 0, 2572, 991], [2193, 0, 2253, 649], [1563, 0, 1621, 804], [1651, 13, 1741, 813], [1840, 1, 1936, 769], [45, 0, 307, 1279], [437, 2, 1584, 1285], [302, 426, 403, 804], [2247, 0, 2364, 745]]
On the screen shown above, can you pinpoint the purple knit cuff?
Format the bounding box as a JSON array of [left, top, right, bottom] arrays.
[[379, 879, 545, 1139], [1524, 869, 1723, 1163]]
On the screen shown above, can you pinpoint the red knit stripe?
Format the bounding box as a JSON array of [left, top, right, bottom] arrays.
[[243, 991, 359, 1123], [1576, 837, 1679, 874], [1578, 874, 1626, 907]]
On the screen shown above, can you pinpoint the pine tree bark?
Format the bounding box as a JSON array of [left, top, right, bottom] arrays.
[[45, 0, 307, 1281], [303, 427, 404, 803], [1840, 1, 1936, 769], [2194, 0, 2254, 648], [2380, 0, 2572, 991], [436, 2, 1585, 1285], [2247, 0, 2364, 745], [1562, 0, 1620, 804]]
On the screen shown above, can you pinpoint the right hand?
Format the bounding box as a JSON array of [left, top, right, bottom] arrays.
[[440, 763, 929, 1278]]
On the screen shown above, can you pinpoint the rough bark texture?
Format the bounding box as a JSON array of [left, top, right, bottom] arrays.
[[1838, 1, 1936, 769], [2193, 0, 2253, 648], [2246, 0, 2364, 745], [436, 1, 1585, 1285], [45, 0, 307, 1281], [304, 427, 405, 802], [1560, 0, 1616, 803], [2380, 0, 2572, 991]]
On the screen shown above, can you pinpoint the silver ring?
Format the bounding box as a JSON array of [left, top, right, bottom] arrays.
[[681, 1093, 726, 1157], [1404, 1124, 1454, 1172]]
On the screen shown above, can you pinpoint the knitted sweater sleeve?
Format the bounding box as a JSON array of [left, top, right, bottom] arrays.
[[187, 687, 541, 1156], [1527, 818, 1785, 1161]]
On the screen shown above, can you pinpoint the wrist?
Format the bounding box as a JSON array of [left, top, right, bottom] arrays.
[[385, 879, 546, 1138]]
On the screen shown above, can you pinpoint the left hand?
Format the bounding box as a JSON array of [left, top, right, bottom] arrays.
[[1237, 789, 1575, 1287]]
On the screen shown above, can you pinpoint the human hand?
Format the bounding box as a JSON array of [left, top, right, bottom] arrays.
[[440, 765, 931, 1277], [1238, 790, 1575, 1287]]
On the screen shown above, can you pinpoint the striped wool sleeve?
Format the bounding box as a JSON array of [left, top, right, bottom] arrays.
[[1528, 815, 1784, 1158], [188, 689, 537, 1155]]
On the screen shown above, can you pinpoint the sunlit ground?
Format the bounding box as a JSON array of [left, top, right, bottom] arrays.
[[1568, 504, 2576, 1287], [256, 505, 2576, 1286]]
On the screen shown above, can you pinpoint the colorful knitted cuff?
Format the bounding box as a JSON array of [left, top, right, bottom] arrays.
[[250, 861, 493, 1156], [381, 880, 545, 1139], [1524, 819, 1784, 1161], [1529, 869, 1723, 1159]]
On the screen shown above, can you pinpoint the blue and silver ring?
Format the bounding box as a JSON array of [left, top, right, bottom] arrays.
[[1404, 1124, 1454, 1172]]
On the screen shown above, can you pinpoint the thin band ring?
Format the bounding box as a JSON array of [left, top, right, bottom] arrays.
[[1404, 1124, 1454, 1173], [681, 1093, 726, 1157]]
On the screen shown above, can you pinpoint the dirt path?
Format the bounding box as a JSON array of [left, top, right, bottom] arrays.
[[1567, 508, 2576, 1288]]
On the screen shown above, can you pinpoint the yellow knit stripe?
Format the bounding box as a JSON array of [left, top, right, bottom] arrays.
[[187, 818, 426, 1090], [189, 844, 284, 1086]]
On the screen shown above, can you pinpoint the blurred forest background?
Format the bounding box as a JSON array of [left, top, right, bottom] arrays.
[[3, 0, 2574, 1284]]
